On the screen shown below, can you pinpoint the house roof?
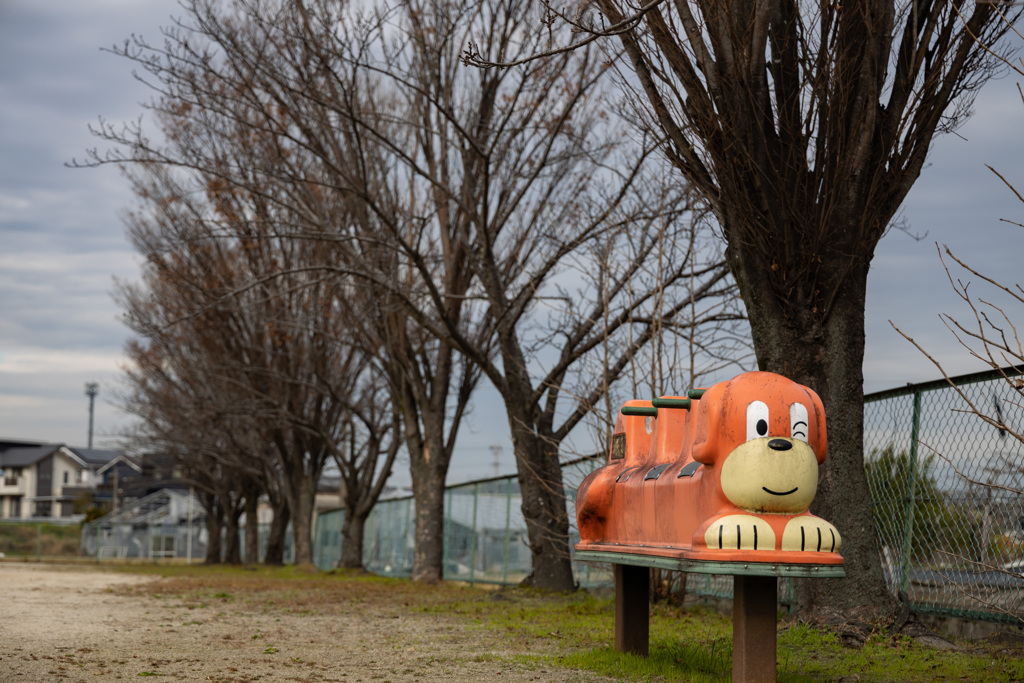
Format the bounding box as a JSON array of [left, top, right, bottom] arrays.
[[67, 447, 121, 467], [96, 453, 143, 475], [0, 438, 45, 450], [0, 444, 61, 467], [0, 443, 123, 469]]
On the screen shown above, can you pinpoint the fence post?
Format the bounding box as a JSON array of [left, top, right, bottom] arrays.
[[384, 499, 394, 572], [362, 508, 373, 570], [402, 497, 412, 573], [900, 388, 923, 593], [469, 483, 479, 585], [442, 488, 453, 579], [186, 488, 194, 565], [502, 477, 513, 584]]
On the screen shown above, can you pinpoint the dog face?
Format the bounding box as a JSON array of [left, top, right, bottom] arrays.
[[692, 372, 826, 514]]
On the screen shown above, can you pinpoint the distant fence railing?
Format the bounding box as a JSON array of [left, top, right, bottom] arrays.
[[315, 367, 1024, 623], [863, 366, 1024, 623], [314, 458, 610, 586], [81, 520, 294, 564], [0, 518, 81, 560]]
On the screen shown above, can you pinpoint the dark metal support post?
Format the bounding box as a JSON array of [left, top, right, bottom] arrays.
[[614, 564, 649, 656], [85, 382, 99, 450], [732, 575, 777, 683], [900, 388, 923, 592]]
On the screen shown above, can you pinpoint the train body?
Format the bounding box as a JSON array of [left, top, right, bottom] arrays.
[[575, 371, 844, 565]]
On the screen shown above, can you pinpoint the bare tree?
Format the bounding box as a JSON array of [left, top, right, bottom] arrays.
[[469, 165, 738, 589], [118, 327, 266, 564], [73, 0, 488, 583], [114, 149, 399, 566], [357, 278, 488, 583], [321, 0, 743, 588], [465, 0, 1022, 615], [329, 386, 403, 569], [82, 0, 742, 587]]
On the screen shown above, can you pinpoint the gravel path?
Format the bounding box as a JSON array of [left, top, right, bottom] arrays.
[[0, 563, 608, 682]]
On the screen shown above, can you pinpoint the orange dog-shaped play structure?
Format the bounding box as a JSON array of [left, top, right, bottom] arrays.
[[575, 371, 843, 566]]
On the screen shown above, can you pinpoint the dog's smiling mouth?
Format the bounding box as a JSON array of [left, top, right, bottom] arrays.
[[763, 486, 798, 496]]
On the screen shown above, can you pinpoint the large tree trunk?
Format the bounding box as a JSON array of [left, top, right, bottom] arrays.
[[733, 249, 893, 620], [395, 368, 455, 584], [339, 507, 367, 569]]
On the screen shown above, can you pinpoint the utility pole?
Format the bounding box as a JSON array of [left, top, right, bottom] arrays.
[[490, 445, 503, 478], [85, 382, 99, 449]]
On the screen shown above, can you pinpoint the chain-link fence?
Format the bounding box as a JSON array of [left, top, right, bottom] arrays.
[[81, 488, 295, 564], [0, 519, 81, 559], [314, 458, 611, 586], [864, 367, 1024, 623], [315, 367, 1024, 622], [82, 520, 296, 563], [81, 489, 205, 561]]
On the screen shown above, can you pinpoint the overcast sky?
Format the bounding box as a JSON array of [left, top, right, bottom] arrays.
[[1, 1, 1023, 485]]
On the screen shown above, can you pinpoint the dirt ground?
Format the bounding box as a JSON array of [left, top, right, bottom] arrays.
[[0, 563, 608, 682]]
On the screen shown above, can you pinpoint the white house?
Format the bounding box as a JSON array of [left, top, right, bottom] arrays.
[[0, 440, 120, 519]]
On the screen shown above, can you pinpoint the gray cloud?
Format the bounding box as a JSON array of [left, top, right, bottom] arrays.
[[0, 0, 1022, 479]]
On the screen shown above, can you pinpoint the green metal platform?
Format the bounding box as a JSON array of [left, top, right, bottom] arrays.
[[574, 549, 846, 578]]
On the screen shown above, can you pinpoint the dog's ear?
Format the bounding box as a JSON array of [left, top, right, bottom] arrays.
[[804, 385, 827, 463]]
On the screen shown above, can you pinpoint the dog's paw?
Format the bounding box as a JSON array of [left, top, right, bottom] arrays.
[[704, 514, 777, 551], [781, 516, 841, 552]]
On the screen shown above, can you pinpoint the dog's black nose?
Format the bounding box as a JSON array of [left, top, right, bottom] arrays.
[[768, 439, 792, 451]]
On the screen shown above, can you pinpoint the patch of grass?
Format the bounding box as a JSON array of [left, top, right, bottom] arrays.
[[556, 646, 728, 682], [467, 590, 736, 680], [102, 564, 1024, 682], [777, 623, 1024, 682], [0, 522, 80, 557]]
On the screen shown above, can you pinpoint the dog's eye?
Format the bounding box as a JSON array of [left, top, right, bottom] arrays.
[[790, 403, 809, 443], [747, 401, 770, 441]]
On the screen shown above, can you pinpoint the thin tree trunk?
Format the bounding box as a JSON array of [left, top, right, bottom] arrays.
[[339, 508, 367, 569], [204, 497, 223, 565], [244, 490, 259, 565], [284, 472, 315, 566], [224, 504, 243, 565], [264, 499, 290, 566]]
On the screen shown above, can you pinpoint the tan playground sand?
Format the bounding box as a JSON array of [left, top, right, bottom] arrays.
[[0, 563, 608, 682]]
